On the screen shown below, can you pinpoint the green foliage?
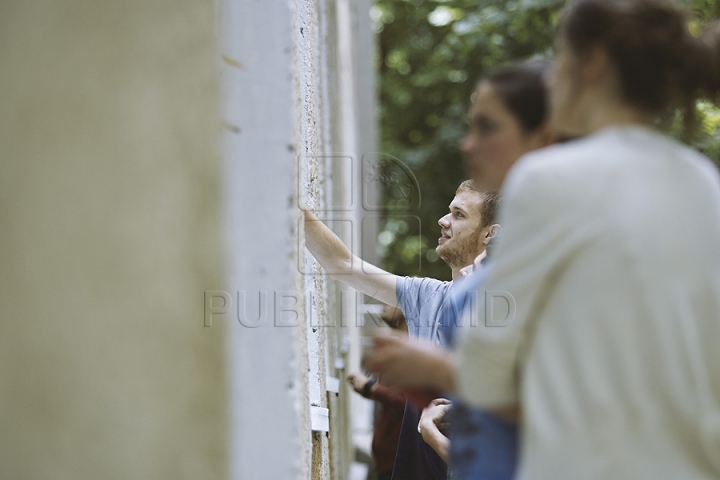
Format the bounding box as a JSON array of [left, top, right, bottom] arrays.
[[374, 0, 720, 280]]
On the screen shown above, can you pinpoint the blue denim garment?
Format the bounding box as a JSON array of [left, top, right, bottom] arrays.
[[439, 269, 519, 480]]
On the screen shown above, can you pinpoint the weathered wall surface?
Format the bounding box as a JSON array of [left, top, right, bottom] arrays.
[[1, 0, 374, 478], [223, 0, 376, 479], [221, 0, 311, 479], [298, 0, 378, 478], [0, 1, 227, 479]]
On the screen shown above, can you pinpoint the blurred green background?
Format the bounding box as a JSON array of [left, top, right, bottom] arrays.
[[374, 0, 720, 280]]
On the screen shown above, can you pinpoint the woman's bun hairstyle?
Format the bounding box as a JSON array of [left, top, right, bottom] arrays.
[[561, 0, 720, 134]]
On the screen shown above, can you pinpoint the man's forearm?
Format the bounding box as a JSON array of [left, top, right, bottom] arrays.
[[304, 210, 354, 276], [303, 210, 398, 306], [370, 383, 406, 404]]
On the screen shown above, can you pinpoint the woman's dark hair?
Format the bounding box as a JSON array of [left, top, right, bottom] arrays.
[[561, 0, 720, 133], [484, 60, 550, 133]]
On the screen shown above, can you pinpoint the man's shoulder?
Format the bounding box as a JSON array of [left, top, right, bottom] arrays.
[[398, 276, 450, 292], [397, 276, 451, 308]]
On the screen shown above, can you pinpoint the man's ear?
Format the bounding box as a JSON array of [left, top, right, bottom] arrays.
[[483, 224, 502, 244]]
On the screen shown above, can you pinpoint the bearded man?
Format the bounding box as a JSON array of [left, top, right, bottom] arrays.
[[303, 180, 500, 480], [304, 180, 500, 344]]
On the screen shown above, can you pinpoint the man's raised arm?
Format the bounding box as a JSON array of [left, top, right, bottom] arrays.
[[303, 210, 398, 306]]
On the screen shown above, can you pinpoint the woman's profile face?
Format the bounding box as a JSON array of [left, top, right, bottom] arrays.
[[460, 82, 545, 191]]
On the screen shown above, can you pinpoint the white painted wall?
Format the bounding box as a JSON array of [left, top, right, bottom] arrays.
[[221, 0, 376, 479]]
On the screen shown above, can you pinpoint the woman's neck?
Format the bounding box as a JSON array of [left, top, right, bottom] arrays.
[[580, 89, 654, 135]]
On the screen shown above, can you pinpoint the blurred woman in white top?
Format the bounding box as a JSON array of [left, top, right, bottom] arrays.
[[451, 1, 720, 479]]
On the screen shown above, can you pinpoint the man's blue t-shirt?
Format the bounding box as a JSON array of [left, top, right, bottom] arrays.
[[396, 276, 453, 348]]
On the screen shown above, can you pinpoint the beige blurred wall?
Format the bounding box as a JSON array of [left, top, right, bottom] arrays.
[[0, 2, 227, 479]]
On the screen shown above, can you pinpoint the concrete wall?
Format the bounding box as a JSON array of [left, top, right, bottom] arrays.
[[0, 1, 227, 479], [223, 0, 376, 478], [1, 0, 375, 479], [221, 0, 311, 478]]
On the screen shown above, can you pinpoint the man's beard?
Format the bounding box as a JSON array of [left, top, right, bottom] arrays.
[[436, 225, 484, 270]]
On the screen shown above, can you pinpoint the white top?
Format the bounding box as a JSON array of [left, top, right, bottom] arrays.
[[454, 126, 720, 479]]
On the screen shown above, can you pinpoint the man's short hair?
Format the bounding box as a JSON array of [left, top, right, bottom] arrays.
[[455, 180, 502, 228]]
